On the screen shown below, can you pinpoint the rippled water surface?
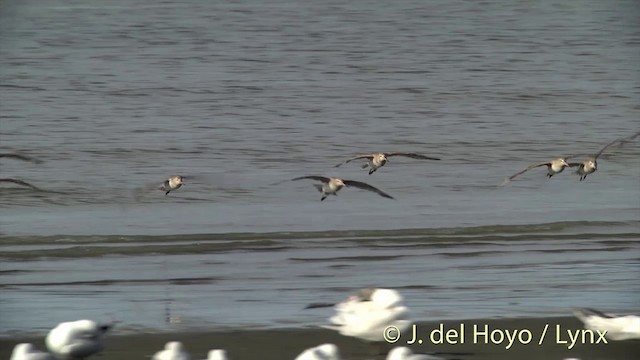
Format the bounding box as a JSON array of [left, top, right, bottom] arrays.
[[1, 0, 639, 336]]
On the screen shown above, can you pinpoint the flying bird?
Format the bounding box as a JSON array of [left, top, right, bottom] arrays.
[[0, 153, 43, 164], [573, 308, 640, 341], [289, 176, 394, 201], [45, 319, 112, 360], [335, 152, 440, 175], [160, 176, 185, 195], [567, 131, 640, 181], [500, 157, 571, 185]]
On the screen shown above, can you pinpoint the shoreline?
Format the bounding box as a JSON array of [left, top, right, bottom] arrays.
[[2, 316, 638, 359]]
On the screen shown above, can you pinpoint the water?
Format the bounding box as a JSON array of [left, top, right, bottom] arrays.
[[1, 0, 639, 337]]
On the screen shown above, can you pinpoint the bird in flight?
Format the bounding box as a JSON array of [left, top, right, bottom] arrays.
[[288, 176, 394, 201], [500, 157, 571, 185], [160, 176, 185, 195], [567, 131, 640, 181], [335, 152, 440, 175]]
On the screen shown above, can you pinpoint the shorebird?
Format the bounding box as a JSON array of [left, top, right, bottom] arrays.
[[319, 288, 412, 343], [294, 344, 340, 360], [290, 176, 394, 201], [152, 341, 191, 360], [0, 153, 43, 164], [335, 152, 441, 175], [10, 343, 56, 360], [0, 178, 44, 191], [568, 131, 640, 181], [160, 176, 185, 195], [203, 349, 228, 360], [45, 319, 111, 360], [500, 157, 571, 185], [573, 308, 640, 340]]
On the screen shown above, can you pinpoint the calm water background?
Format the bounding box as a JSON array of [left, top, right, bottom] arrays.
[[1, 0, 639, 337]]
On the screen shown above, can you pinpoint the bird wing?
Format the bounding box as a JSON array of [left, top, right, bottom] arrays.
[[0, 153, 43, 163], [342, 180, 394, 199], [290, 176, 331, 183], [500, 162, 550, 185], [385, 152, 441, 161], [594, 137, 628, 159], [0, 178, 43, 191], [624, 130, 640, 142], [567, 162, 583, 168], [334, 155, 374, 167]]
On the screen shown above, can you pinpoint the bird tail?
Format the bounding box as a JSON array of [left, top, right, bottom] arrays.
[[361, 163, 369, 169], [313, 184, 323, 193]]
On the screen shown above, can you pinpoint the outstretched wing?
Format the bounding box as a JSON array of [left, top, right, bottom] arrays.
[[342, 180, 394, 199], [290, 176, 331, 183], [593, 138, 625, 159], [626, 130, 640, 141], [500, 161, 550, 185], [593, 131, 640, 159], [334, 154, 374, 167], [386, 152, 441, 161], [0, 178, 44, 191], [567, 162, 583, 168], [0, 153, 44, 164]]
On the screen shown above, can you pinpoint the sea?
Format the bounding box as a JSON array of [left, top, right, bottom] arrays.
[[1, 0, 639, 337]]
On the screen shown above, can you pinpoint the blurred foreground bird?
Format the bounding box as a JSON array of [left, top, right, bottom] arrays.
[[10, 343, 55, 360], [152, 341, 190, 360], [294, 344, 340, 360], [45, 319, 112, 359], [313, 288, 412, 344], [573, 308, 640, 340]]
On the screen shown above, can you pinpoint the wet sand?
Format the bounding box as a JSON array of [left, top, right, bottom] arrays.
[[2, 317, 638, 359]]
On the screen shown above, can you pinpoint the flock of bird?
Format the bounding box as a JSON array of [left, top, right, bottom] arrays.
[[2, 130, 639, 201], [4, 130, 639, 360], [9, 288, 640, 360]]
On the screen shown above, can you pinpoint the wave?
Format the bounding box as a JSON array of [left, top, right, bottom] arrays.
[[1, 220, 637, 261]]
